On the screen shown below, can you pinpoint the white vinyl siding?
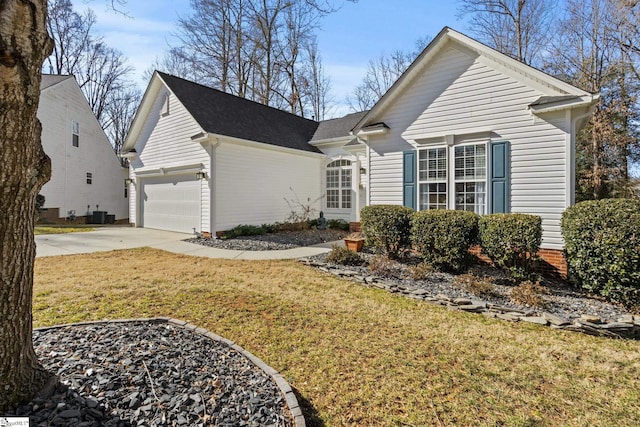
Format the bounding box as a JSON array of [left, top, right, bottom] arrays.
[[367, 41, 572, 249], [129, 90, 211, 232], [38, 77, 128, 220], [215, 142, 322, 232]]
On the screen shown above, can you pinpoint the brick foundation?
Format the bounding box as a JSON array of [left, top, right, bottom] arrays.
[[469, 245, 567, 279], [349, 222, 361, 232]]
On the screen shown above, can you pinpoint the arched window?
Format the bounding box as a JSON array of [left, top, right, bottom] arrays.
[[326, 159, 352, 209]]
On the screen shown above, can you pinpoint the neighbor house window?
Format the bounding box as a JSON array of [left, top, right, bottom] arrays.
[[72, 121, 79, 147], [418, 143, 487, 214], [326, 159, 352, 209], [86, 172, 92, 185]]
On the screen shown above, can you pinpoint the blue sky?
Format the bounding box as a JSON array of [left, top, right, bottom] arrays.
[[89, 0, 468, 115]]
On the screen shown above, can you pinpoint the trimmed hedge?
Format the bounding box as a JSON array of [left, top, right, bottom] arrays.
[[561, 199, 640, 306], [479, 213, 542, 281], [411, 210, 479, 273], [360, 205, 413, 259]]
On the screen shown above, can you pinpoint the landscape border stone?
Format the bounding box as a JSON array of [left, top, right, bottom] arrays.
[[35, 317, 306, 427], [300, 258, 640, 340]]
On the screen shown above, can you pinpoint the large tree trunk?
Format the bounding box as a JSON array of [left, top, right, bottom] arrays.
[[0, 0, 54, 412]]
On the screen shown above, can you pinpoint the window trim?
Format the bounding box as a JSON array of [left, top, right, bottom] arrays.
[[325, 158, 352, 210], [417, 142, 488, 214]]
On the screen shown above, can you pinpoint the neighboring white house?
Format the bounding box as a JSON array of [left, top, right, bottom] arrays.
[[38, 75, 128, 222], [123, 27, 597, 262]]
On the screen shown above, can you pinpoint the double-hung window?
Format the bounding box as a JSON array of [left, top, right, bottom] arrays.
[[454, 144, 486, 214], [326, 159, 352, 209], [418, 143, 487, 214]]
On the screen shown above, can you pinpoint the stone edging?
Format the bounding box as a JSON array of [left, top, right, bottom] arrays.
[[300, 259, 640, 339], [35, 317, 306, 427]]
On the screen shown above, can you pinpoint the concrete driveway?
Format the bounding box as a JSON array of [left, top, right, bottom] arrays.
[[35, 227, 193, 258], [35, 226, 337, 259]]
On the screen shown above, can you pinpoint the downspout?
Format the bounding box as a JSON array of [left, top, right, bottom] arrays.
[[207, 138, 222, 238]]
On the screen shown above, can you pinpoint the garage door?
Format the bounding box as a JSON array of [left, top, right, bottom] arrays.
[[141, 175, 201, 233]]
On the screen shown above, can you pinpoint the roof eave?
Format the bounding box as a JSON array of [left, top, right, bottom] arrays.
[[528, 94, 601, 114]]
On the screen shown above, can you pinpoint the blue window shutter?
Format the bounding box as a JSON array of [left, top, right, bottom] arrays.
[[403, 150, 416, 210], [490, 141, 510, 213]]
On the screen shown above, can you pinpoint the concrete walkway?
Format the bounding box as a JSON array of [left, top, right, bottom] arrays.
[[35, 227, 339, 259]]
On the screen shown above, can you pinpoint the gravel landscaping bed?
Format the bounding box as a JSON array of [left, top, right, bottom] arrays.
[[6, 320, 293, 427], [185, 229, 347, 251], [307, 250, 635, 324]]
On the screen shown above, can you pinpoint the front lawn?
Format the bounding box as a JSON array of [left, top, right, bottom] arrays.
[[35, 226, 94, 235], [34, 248, 640, 426]]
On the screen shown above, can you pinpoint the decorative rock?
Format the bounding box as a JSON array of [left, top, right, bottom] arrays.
[[521, 317, 548, 325], [458, 304, 486, 313], [543, 312, 571, 326], [5, 321, 296, 427], [580, 314, 603, 324], [617, 315, 635, 324]]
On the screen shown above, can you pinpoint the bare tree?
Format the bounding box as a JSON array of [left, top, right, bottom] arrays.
[[301, 39, 333, 120], [0, 0, 54, 412], [170, 0, 341, 116], [547, 0, 640, 199], [457, 0, 555, 65], [348, 38, 430, 111], [102, 86, 141, 165], [46, 0, 95, 74]]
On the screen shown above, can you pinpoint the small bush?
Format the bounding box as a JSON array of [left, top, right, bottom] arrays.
[[410, 262, 433, 280], [509, 281, 548, 308], [360, 205, 413, 259], [367, 255, 397, 277], [453, 274, 497, 298], [222, 224, 267, 239], [325, 244, 364, 266], [562, 198, 640, 306], [327, 219, 350, 231], [411, 210, 479, 273], [479, 213, 542, 281]]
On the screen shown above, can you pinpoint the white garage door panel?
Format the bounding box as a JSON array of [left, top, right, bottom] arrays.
[[142, 176, 201, 233]]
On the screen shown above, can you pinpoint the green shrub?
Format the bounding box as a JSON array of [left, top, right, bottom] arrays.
[[411, 210, 479, 273], [326, 244, 364, 266], [360, 205, 413, 259], [479, 213, 542, 281], [222, 224, 267, 239], [561, 198, 640, 306], [327, 219, 350, 231]]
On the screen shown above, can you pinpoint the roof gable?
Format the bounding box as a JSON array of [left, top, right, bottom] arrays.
[[157, 72, 321, 153], [353, 27, 598, 133], [311, 110, 368, 142], [40, 74, 73, 90]]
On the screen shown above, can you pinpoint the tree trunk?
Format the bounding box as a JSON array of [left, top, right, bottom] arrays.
[[0, 0, 54, 412]]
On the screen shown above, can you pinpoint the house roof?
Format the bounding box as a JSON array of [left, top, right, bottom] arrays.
[[310, 110, 368, 142], [157, 72, 321, 154], [40, 74, 73, 90], [353, 27, 599, 133]]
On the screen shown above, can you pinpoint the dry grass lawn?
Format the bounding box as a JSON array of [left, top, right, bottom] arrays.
[[35, 226, 94, 235], [34, 248, 640, 426]]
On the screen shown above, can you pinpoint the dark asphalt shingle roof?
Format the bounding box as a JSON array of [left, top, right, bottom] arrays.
[[158, 72, 321, 154], [310, 110, 368, 141]]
